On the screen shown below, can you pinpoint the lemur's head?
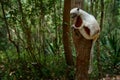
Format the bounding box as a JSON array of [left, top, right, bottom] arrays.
[[70, 8, 81, 18], [70, 8, 83, 28]]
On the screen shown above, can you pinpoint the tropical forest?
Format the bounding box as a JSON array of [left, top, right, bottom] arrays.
[[0, 0, 120, 80]]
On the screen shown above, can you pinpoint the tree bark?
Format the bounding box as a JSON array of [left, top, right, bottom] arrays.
[[63, 0, 74, 67], [73, 29, 92, 80], [71, 0, 93, 80], [63, 0, 74, 79]]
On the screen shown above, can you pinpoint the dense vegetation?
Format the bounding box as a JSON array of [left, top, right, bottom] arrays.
[[0, 0, 120, 79]]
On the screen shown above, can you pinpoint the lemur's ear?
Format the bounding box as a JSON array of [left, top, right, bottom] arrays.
[[77, 8, 79, 11]]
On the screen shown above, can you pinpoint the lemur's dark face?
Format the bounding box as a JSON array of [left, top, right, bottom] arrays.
[[70, 8, 83, 28], [71, 13, 78, 18]]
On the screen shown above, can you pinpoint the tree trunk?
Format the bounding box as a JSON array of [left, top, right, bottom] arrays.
[[71, 0, 93, 80], [63, 0, 74, 67], [73, 29, 92, 80], [63, 0, 74, 79]]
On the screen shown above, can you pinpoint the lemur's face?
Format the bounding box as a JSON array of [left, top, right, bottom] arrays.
[[70, 8, 83, 28], [70, 8, 80, 18]]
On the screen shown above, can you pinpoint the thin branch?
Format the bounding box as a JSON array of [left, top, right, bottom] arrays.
[[1, 1, 20, 54], [100, 0, 104, 30]]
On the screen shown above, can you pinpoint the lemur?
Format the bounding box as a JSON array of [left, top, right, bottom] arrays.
[[70, 8, 100, 73]]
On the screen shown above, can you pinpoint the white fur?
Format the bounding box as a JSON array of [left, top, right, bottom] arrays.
[[70, 8, 100, 40]]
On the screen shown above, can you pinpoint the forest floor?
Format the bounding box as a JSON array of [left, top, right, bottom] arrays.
[[101, 75, 120, 80]]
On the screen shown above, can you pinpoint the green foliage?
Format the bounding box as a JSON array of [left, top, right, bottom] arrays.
[[0, 0, 120, 79], [0, 50, 68, 80], [101, 29, 120, 75], [89, 0, 120, 79], [90, 29, 120, 79]]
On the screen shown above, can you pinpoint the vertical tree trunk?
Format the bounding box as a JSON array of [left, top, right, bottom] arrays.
[[71, 0, 93, 80], [63, 0, 74, 66], [73, 30, 92, 80], [63, 0, 74, 79]]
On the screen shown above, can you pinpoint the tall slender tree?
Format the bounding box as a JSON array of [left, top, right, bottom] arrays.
[[63, 0, 74, 79], [63, 0, 74, 66]]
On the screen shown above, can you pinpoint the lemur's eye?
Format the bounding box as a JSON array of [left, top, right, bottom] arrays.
[[71, 13, 77, 18]]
